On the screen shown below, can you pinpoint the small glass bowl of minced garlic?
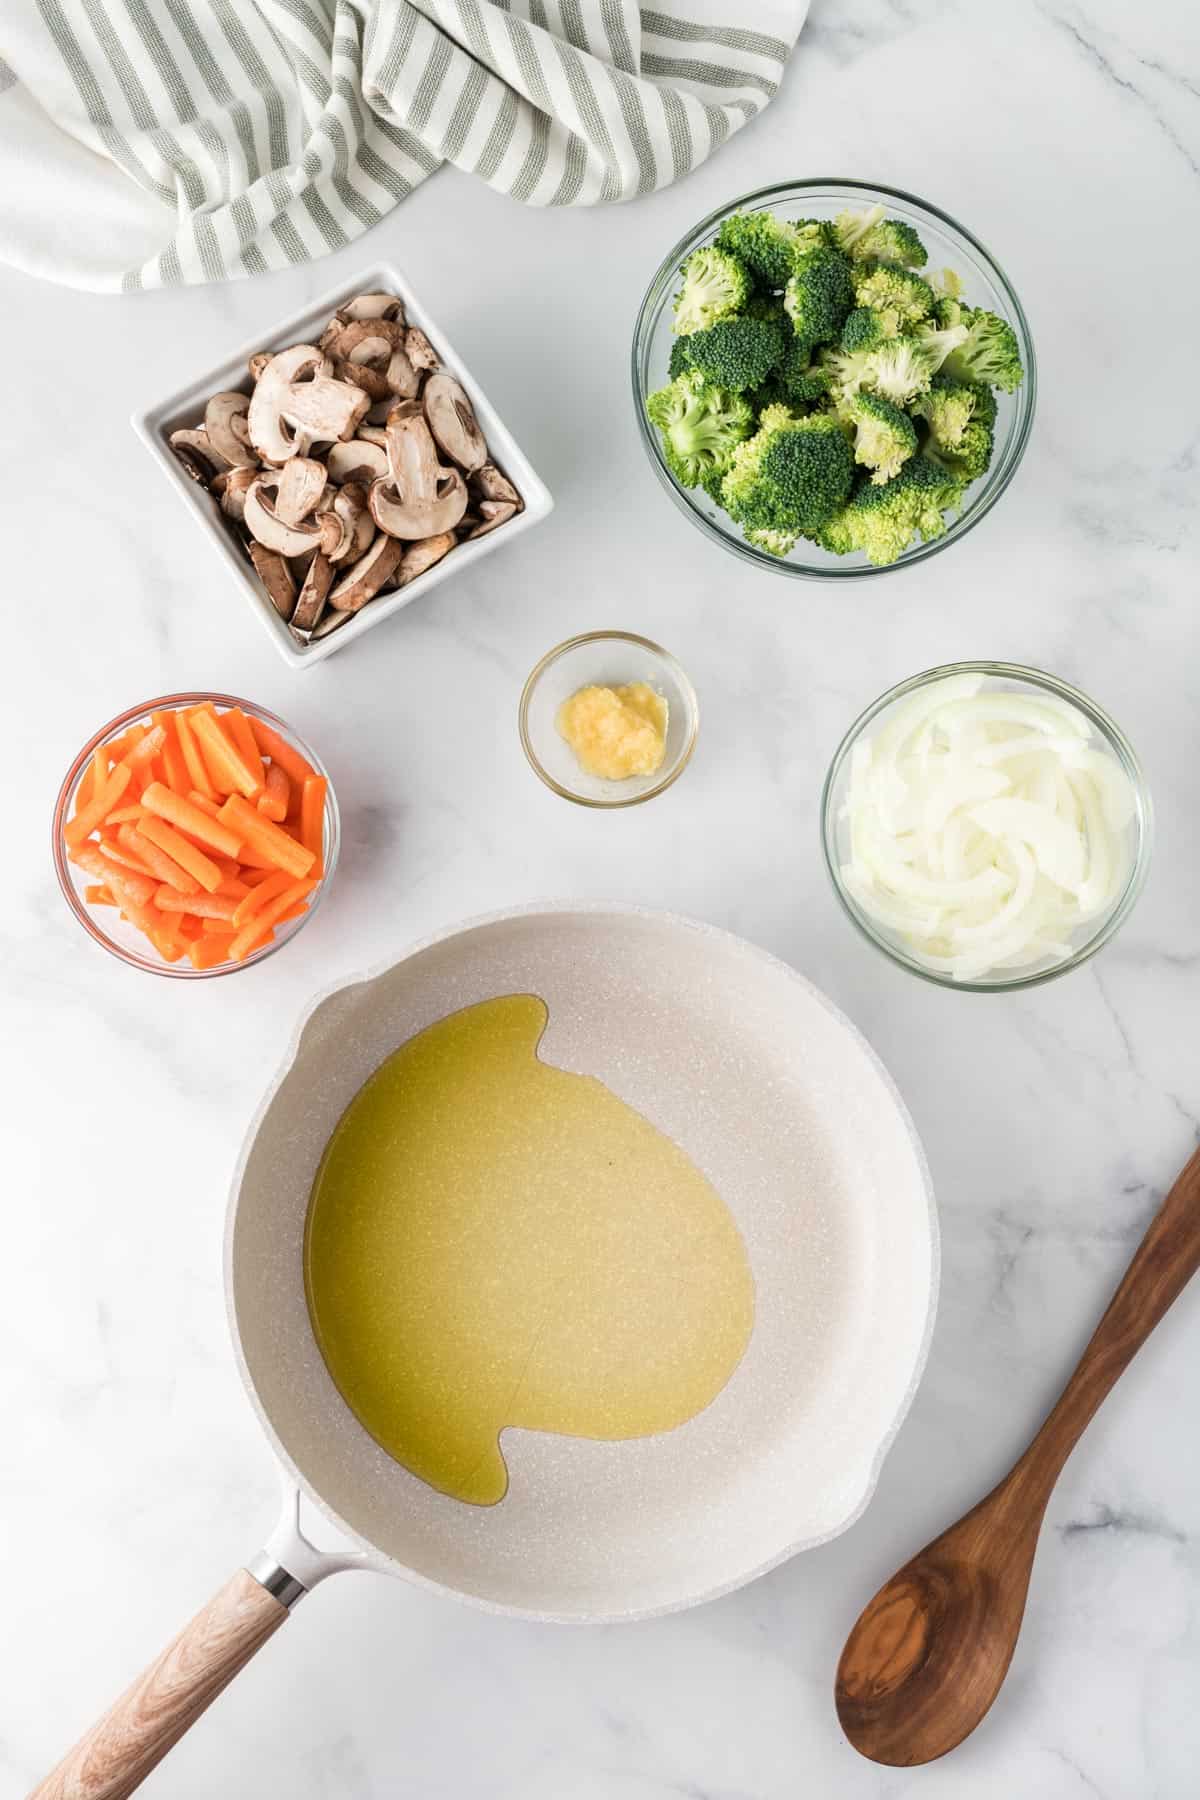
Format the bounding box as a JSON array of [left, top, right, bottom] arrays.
[[519, 631, 699, 806]]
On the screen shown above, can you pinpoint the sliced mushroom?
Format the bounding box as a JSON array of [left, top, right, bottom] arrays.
[[248, 543, 297, 620], [466, 500, 517, 538], [358, 424, 389, 448], [399, 532, 456, 585], [385, 347, 420, 399], [327, 533, 404, 612], [369, 405, 468, 540], [422, 372, 487, 473], [244, 476, 325, 557], [247, 344, 368, 464], [315, 509, 352, 561], [342, 292, 405, 324], [325, 438, 389, 484], [336, 360, 391, 403], [332, 483, 374, 563], [291, 552, 334, 634], [471, 463, 522, 509], [404, 327, 439, 373], [327, 318, 406, 363], [249, 350, 272, 382], [204, 391, 257, 468], [169, 428, 226, 487], [365, 397, 394, 426], [274, 456, 328, 527], [312, 608, 352, 639], [220, 465, 258, 523], [288, 544, 319, 582]]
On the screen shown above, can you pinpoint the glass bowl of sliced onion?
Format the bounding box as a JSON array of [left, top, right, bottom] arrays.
[[822, 663, 1152, 990]]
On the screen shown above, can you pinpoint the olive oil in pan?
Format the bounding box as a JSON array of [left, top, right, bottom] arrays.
[[304, 994, 755, 1505]]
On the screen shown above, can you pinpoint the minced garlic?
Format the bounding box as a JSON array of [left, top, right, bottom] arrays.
[[556, 682, 668, 780]]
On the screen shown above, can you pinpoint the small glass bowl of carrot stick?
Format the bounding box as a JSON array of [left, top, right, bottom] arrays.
[[52, 693, 339, 976]]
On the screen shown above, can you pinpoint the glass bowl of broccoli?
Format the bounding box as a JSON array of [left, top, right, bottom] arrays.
[[633, 179, 1036, 577]]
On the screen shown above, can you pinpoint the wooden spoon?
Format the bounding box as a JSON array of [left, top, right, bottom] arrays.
[[836, 1146, 1200, 1766]]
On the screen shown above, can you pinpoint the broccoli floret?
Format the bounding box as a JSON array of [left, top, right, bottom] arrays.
[[913, 318, 970, 376], [722, 409, 854, 539], [745, 292, 790, 328], [818, 345, 877, 406], [840, 306, 894, 353], [864, 335, 938, 405], [910, 377, 977, 450], [835, 206, 927, 268], [853, 265, 935, 334], [793, 218, 837, 255], [774, 337, 832, 405], [847, 391, 918, 484], [833, 205, 885, 257], [672, 245, 750, 335], [680, 316, 786, 393], [745, 526, 799, 558], [932, 267, 964, 302], [714, 211, 802, 289], [925, 418, 995, 483], [784, 246, 855, 347], [668, 335, 692, 380], [817, 456, 964, 565], [969, 380, 998, 429], [646, 369, 753, 487], [940, 306, 1024, 392]]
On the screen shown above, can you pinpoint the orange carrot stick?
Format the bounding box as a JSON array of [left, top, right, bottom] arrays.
[[229, 878, 316, 959], [176, 914, 205, 941], [98, 833, 157, 880], [299, 776, 326, 873], [188, 931, 238, 969], [175, 710, 217, 800], [136, 815, 222, 893], [152, 888, 241, 920], [152, 711, 191, 795], [104, 804, 146, 826], [214, 874, 251, 900], [188, 708, 247, 797], [186, 789, 222, 816], [71, 844, 157, 907], [141, 783, 243, 859], [256, 762, 290, 823], [66, 762, 132, 846], [102, 866, 163, 935], [247, 716, 316, 788], [84, 884, 116, 905], [231, 868, 292, 928], [218, 794, 315, 879], [223, 708, 266, 794], [118, 725, 167, 793], [119, 824, 200, 895]]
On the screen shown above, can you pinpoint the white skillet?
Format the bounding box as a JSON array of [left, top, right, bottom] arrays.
[[32, 906, 937, 1799]]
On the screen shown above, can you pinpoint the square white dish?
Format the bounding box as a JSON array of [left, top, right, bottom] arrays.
[[132, 263, 554, 669]]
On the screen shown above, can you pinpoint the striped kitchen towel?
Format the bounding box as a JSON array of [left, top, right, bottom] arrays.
[[0, 1, 807, 292]]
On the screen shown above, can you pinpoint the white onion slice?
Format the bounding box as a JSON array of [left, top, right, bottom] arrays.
[[840, 677, 1136, 981]]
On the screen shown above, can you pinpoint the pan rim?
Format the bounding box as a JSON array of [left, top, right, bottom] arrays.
[[224, 902, 939, 1623]]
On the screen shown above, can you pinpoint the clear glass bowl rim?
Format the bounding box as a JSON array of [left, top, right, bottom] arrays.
[[820, 660, 1154, 992], [631, 176, 1038, 580], [518, 630, 700, 808], [52, 690, 340, 979]]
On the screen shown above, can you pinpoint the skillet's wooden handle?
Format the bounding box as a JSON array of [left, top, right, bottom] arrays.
[[1017, 1147, 1200, 1502], [29, 1569, 287, 1800]]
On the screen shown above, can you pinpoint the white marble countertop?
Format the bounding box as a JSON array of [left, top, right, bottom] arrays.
[[5, 1, 1200, 1794]]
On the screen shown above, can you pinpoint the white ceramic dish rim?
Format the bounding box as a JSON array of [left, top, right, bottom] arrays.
[[223, 901, 940, 1625], [131, 263, 554, 669]]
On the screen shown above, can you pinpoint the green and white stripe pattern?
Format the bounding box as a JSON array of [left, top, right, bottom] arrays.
[[0, 1, 806, 291]]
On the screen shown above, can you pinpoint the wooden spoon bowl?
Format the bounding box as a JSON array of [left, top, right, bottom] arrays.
[[837, 1146, 1200, 1766]]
